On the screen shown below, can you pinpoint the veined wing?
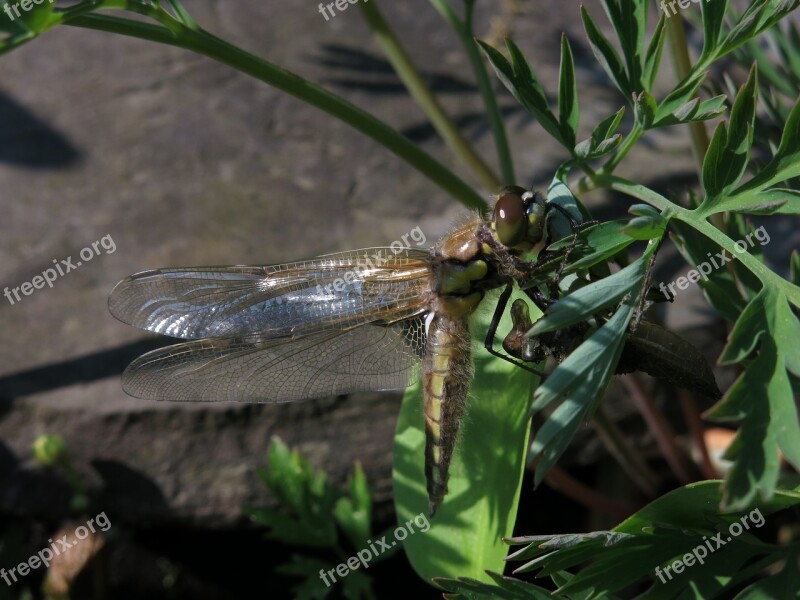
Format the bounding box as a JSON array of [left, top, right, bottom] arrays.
[[122, 318, 426, 402], [109, 248, 432, 340]]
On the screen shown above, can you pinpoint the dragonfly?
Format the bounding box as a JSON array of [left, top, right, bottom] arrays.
[[108, 186, 589, 516], [109, 187, 719, 515]]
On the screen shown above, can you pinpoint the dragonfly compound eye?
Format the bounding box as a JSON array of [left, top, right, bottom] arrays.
[[494, 188, 527, 247]]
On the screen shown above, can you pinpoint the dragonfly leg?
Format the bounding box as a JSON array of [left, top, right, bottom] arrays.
[[483, 283, 548, 377]]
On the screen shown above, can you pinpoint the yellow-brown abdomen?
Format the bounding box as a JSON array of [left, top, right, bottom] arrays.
[[422, 313, 472, 516]]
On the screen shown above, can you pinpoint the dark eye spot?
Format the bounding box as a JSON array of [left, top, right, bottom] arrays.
[[494, 191, 526, 246]]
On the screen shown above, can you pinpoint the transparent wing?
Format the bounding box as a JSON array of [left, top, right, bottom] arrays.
[[122, 318, 427, 402], [109, 248, 432, 339]]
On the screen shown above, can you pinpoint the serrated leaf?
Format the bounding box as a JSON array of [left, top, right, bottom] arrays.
[[708, 287, 800, 508], [505, 481, 800, 598]]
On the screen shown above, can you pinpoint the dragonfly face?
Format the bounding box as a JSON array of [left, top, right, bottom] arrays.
[[109, 186, 561, 516]]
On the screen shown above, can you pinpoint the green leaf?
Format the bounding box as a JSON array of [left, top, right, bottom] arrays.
[[250, 437, 340, 547], [642, 16, 666, 91], [580, 5, 630, 98], [575, 106, 625, 159], [621, 209, 666, 240], [558, 33, 579, 147], [669, 221, 747, 322], [477, 39, 565, 146], [393, 288, 536, 582], [0, 0, 59, 34], [332, 464, 372, 550], [340, 571, 373, 600], [275, 555, 335, 600], [434, 571, 556, 599], [633, 90, 657, 129], [701, 65, 758, 205], [708, 287, 800, 508], [601, 0, 646, 92], [700, 0, 730, 59], [505, 481, 800, 597], [528, 256, 646, 336], [653, 76, 705, 124], [530, 296, 638, 485], [653, 94, 727, 128]]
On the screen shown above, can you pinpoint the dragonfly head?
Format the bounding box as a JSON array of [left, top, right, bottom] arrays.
[[492, 186, 546, 251]]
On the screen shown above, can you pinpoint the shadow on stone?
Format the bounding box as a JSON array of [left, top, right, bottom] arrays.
[[0, 92, 82, 168]]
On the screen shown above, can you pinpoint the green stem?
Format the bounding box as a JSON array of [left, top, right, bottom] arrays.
[[599, 123, 643, 175], [358, 0, 501, 191], [58, 5, 487, 210], [429, 0, 516, 184], [595, 174, 800, 306]]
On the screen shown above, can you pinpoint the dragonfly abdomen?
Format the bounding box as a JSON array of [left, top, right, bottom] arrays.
[[422, 313, 472, 516]]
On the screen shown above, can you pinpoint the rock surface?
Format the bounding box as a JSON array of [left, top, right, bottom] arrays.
[[0, 0, 795, 528]]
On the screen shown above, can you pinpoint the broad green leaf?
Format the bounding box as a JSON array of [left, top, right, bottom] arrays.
[[558, 33, 579, 147], [393, 288, 536, 583]]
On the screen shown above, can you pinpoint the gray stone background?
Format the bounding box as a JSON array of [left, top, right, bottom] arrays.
[[0, 0, 796, 529]]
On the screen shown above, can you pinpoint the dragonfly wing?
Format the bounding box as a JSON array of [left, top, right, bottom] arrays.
[[108, 248, 432, 340], [122, 318, 427, 402]]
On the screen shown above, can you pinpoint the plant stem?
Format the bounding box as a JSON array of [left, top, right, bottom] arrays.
[[595, 174, 800, 305], [359, 0, 501, 192], [62, 6, 488, 211], [429, 0, 516, 185]]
